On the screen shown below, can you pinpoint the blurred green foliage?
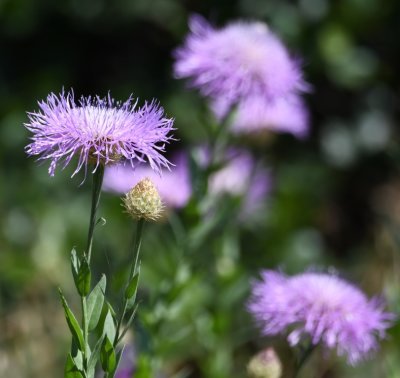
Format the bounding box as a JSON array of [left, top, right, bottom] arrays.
[[1, 0, 400, 377]]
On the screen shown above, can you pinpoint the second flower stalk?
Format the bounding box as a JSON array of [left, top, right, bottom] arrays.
[[62, 173, 163, 378]]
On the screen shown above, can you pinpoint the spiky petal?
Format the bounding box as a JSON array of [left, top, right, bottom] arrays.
[[212, 95, 309, 138], [174, 15, 307, 105], [25, 91, 174, 177], [248, 270, 394, 365]]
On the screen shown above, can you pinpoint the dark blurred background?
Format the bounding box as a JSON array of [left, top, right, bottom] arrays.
[[1, 0, 400, 377]]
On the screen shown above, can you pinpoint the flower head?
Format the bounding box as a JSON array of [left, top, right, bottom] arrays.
[[197, 147, 271, 219], [247, 348, 282, 378], [174, 15, 306, 105], [212, 95, 309, 138], [104, 151, 191, 209], [123, 178, 163, 221], [248, 270, 394, 365], [25, 91, 174, 177]]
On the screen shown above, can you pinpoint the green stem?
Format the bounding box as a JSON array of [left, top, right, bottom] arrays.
[[293, 344, 316, 378], [115, 219, 145, 346], [82, 165, 104, 373], [81, 296, 88, 367], [129, 219, 145, 279], [86, 165, 105, 263], [208, 105, 235, 170]]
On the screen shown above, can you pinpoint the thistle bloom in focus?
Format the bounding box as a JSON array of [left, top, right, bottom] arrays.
[[248, 270, 394, 365], [174, 15, 306, 108], [25, 91, 174, 177], [212, 95, 309, 138], [103, 152, 192, 209], [123, 178, 163, 221]]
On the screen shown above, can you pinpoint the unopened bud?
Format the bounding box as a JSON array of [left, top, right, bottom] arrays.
[[123, 178, 163, 221], [247, 348, 282, 378]]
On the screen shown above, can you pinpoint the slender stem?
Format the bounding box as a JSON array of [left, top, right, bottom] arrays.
[[86, 165, 105, 263], [293, 344, 316, 378], [81, 296, 88, 367], [81, 165, 104, 374], [208, 104, 236, 168], [129, 219, 145, 278], [115, 219, 145, 346]]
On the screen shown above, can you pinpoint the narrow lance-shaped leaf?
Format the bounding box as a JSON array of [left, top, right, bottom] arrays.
[[108, 345, 126, 378], [77, 256, 91, 297], [100, 336, 116, 373], [102, 307, 116, 344], [125, 266, 140, 310], [71, 249, 91, 297], [65, 353, 85, 378], [59, 288, 85, 352], [71, 339, 84, 371], [118, 303, 139, 343], [71, 248, 80, 288], [87, 274, 106, 331], [87, 335, 105, 377]]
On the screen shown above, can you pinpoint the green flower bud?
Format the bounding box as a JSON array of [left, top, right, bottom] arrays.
[[123, 178, 163, 221], [247, 348, 282, 378]]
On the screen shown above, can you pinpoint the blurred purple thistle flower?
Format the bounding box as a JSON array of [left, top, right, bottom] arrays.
[[248, 270, 395, 365], [25, 91, 175, 177], [174, 15, 307, 106], [196, 147, 271, 220], [212, 95, 309, 138], [103, 151, 192, 209]]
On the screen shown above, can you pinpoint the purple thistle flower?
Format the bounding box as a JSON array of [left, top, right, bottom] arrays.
[[103, 151, 192, 209], [248, 270, 395, 365], [212, 94, 309, 138], [196, 147, 271, 220], [25, 91, 174, 177], [174, 15, 307, 106]]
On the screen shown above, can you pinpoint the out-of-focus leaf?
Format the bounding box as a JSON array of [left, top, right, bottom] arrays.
[[77, 256, 91, 297], [59, 288, 85, 352], [100, 336, 116, 373], [71, 249, 91, 297], [102, 308, 116, 344], [64, 353, 84, 378], [87, 274, 106, 331], [87, 335, 104, 376], [125, 268, 140, 309]]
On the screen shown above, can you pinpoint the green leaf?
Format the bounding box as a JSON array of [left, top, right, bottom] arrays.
[[71, 248, 80, 286], [109, 345, 126, 378], [102, 308, 116, 344], [71, 249, 91, 297], [124, 268, 140, 307], [71, 339, 84, 371], [87, 275, 106, 331], [65, 353, 85, 378], [100, 336, 116, 373], [118, 303, 139, 343], [77, 256, 91, 297], [59, 288, 85, 352], [106, 300, 117, 318], [87, 335, 104, 377]]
